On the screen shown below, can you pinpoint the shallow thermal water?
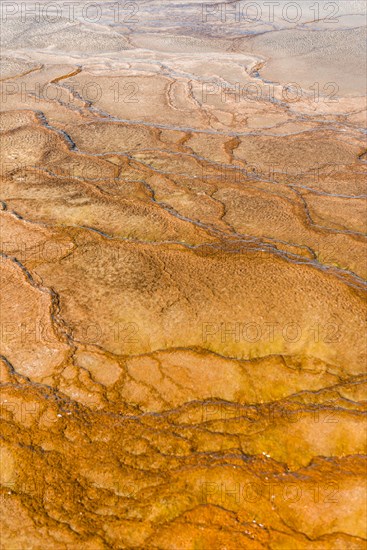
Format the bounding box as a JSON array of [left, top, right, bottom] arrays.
[[0, 1, 366, 548]]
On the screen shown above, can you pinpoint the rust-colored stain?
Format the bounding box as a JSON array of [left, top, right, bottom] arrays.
[[0, 1, 366, 548]]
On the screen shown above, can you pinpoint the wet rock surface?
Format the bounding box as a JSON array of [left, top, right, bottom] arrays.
[[0, 1, 366, 548]]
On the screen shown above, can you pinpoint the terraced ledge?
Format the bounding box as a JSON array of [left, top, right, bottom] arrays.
[[0, 2, 366, 548]]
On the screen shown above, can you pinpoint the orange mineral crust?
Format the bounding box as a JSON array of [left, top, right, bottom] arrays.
[[0, 1, 366, 548]]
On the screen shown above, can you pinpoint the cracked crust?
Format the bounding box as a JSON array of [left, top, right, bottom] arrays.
[[0, 3, 366, 548]]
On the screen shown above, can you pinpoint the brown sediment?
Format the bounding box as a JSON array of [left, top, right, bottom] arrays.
[[50, 67, 83, 84], [0, 2, 366, 548]]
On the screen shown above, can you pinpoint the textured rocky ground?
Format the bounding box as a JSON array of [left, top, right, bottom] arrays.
[[0, 1, 366, 548]]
